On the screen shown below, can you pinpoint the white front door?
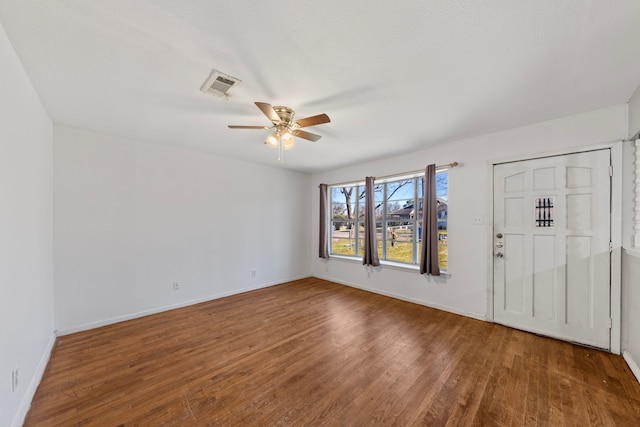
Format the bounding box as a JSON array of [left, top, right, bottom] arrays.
[[493, 149, 611, 349]]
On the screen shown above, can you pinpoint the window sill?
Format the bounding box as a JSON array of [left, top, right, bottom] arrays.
[[328, 255, 451, 278]]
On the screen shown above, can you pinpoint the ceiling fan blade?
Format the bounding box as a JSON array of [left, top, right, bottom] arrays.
[[293, 129, 322, 142], [255, 102, 281, 123], [228, 125, 270, 129], [294, 113, 330, 128]]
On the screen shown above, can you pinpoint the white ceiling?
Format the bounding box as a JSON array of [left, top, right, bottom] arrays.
[[1, 1, 640, 173]]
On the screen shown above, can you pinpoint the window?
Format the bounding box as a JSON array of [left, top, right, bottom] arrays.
[[330, 184, 365, 256], [330, 170, 449, 270]]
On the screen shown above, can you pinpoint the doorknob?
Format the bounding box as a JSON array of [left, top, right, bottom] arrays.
[[495, 252, 504, 258], [496, 233, 503, 239]]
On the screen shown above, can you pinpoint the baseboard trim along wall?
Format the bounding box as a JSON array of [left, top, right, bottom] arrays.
[[623, 351, 640, 385], [56, 275, 309, 336], [313, 274, 486, 322], [11, 333, 56, 427]]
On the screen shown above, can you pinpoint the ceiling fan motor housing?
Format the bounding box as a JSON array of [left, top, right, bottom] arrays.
[[273, 106, 295, 126]]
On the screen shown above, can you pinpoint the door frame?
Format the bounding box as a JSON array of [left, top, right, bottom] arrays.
[[485, 141, 623, 354]]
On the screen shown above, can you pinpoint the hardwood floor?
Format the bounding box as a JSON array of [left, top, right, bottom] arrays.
[[26, 278, 640, 426]]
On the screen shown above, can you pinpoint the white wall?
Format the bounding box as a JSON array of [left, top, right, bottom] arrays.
[[0, 22, 54, 427], [311, 105, 627, 320], [622, 85, 640, 381], [629, 84, 640, 138], [622, 249, 640, 381], [54, 125, 311, 334]]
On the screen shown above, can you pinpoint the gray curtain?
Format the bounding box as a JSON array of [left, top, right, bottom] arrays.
[[362, 177, 380, 266], [420, 164, 440, 275], [319, 184, 329, 259]]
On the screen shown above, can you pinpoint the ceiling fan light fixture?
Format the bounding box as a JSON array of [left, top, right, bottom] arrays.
[[281, 130, 295, 150], [265, 131, 278, 147]]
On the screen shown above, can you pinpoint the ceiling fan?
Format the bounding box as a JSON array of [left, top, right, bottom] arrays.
[[228, 102, 330, 162]]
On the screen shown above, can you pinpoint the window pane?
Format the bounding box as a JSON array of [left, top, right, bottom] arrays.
[[436, 171, 448, 270], [373, 184, 384, 218], [386, 223, 414, 264], [436, 171, 448, 200], [387, 179, 414, 200], [357, 223, 366, 256], [332, 203, 347, 226], [332, 221, 356, 255], [417, 178, 424, 220], [438, 223, 448, 270], [332, 187, 356, 222], [387, 179, 415, 228]]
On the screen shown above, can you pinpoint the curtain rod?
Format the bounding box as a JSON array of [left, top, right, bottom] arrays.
[[321, 162, 459, 188], [375, 161, 459, 181]]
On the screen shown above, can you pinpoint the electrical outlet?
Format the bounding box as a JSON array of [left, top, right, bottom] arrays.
[[172, 281, 180, 291], [11, 368, 18, 392], [251, 270, 256, 278]]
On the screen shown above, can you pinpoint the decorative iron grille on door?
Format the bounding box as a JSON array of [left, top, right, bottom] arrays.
[[535, 197, 554, 227]]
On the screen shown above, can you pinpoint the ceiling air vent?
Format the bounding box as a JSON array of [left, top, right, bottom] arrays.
[[200, 69, 241, 97]]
